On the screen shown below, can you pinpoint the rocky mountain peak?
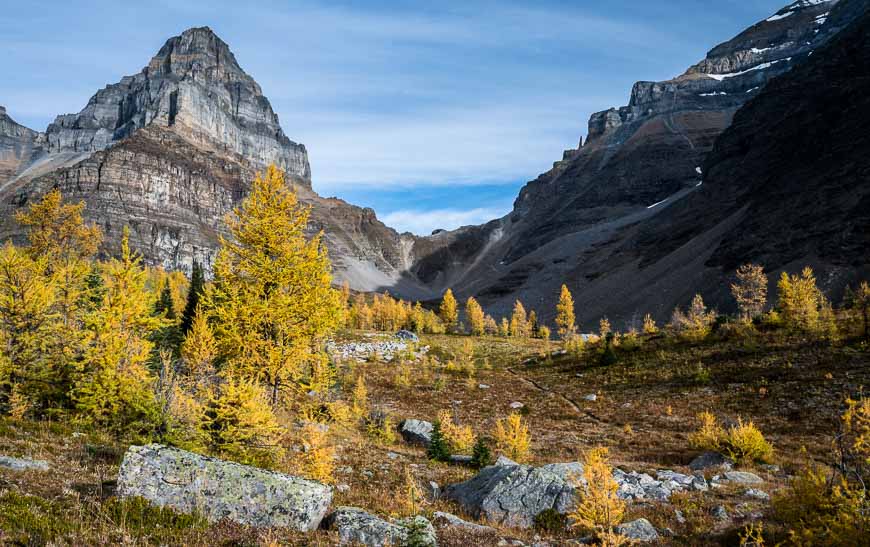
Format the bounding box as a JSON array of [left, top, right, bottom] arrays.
[[42, 26, 311, 185], [146, 26, 250, 88]]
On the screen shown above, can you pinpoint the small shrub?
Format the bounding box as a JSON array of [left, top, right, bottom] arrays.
[[599, 333, 618, 366], [723, 418, 774, 463], [471, 437, 493, 469], [689, 412, 773, 463], [427, 421, 450, 462], [366, 411, 398, 445], [493, 412, 531, 462], [688, 411, 723, 451], [438, 409, 475, 454]]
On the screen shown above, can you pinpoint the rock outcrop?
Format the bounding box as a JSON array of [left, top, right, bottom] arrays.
[[116, 444, 332, 531], [0, 27, 429, 288], [322, 507, 437, 546], [443, 463, 575, 529], [43, 27, 309, 183]]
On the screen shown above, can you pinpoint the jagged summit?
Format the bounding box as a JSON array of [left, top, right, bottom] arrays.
[[43, 26, 311, 184]]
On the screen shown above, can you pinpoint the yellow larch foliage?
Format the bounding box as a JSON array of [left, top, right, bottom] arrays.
[[73, 228, 163, 434], [15, 188, 101, 263], [671, 294, 716, 340], [202, 165, 342, 408], [642, 313, 657, 334], [440, 288, 458, 332], [438, 409, 475, 454], [400, 465, 424, 516], [688, 411, 724, 451], [300, 422, 335, 484], [493, 412, 531, 462], [731, 263, 768, 321], [7, 189, 103, 414], [510, 300, 529, 338], [499, 317, 510, 337], [556, 284, 576, 339], [0, 244, 62, 415], [777, 267, 825, 332], [599, 317, 612, 339], [351, 374, 368, 420], [180, 307, 217, 390], [202, 374, 284, 468], [466, 296, 485, 336], [569, 447, 626, 537]]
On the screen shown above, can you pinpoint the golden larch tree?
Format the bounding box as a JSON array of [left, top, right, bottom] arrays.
[[510, 300, 529, 338], [466, 296, 485, 336], [556, 284, 576, 339], [73, 227, 163, 434], [569, 447, 627, 544], [440, 288, 458, 332], [203, 165, 342, 407], [731, 263, 768, 321]]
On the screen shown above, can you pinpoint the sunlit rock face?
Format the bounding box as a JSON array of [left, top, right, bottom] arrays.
[[42, 27, 310, 184]]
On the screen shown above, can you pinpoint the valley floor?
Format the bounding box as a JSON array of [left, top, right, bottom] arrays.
[[1, 329, 868, 545]]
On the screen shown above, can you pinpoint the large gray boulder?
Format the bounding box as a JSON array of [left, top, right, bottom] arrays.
[[323, 507, 436, 546], [616, 518, 659, 542], [116, 444, 332, 531], [399, 419, 433, 447], [443, 464, 575, 529]]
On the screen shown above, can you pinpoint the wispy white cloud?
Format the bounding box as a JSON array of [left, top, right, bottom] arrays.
[[2, 0, 788, 220], [381, 206, 508, 235]]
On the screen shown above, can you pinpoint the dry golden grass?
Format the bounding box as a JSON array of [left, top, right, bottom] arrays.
[[0, 328, 867, 544]]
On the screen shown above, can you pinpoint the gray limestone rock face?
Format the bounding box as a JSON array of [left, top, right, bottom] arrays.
[[323, 507, 436, 546], [116, 444, 332, 531], [399, 419, 433, 447], [42, 27, 310, 184], [443, 464, 575, 529]]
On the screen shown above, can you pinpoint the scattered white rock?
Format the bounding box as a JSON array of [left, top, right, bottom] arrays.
[[714, 471, 764, 485], [744, 488, 770, 500], [712, 505, 730, 520], [509, 402, 525, 409], [583, 394, 597, 401], [0, 455, 50, 471], [616, 518, 659, 542], [432, 511, 498, 534]]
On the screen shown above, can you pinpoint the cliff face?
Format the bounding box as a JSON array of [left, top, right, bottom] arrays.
[[0, 107, 43, 183], [407, 0, 869, 325], [43, 27, 310, 184], [0, 27, 424, 291]]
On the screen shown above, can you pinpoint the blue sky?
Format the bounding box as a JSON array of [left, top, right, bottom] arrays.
[[1, 0, 787, 234]]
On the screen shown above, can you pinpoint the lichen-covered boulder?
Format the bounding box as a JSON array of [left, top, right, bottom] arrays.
[[117, 444, 332, 531], [323, 507, 436, 546], [616, 518, 659, 542], [443, 464, 575, 529], [399, 419, 433, 447]]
